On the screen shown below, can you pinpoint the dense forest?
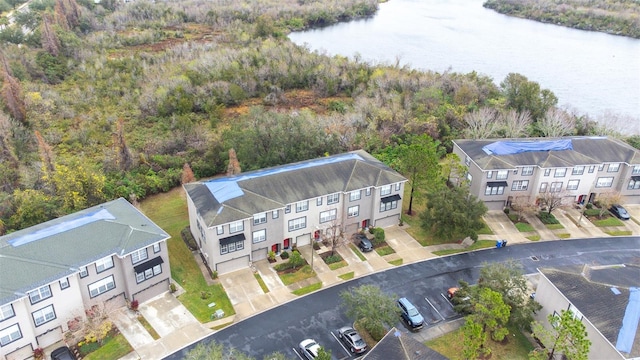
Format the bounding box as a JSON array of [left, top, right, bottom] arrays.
[[0, 0, 637, 234], [484, 0, 640, 38]]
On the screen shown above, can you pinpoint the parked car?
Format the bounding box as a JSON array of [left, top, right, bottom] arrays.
[[337, 326, 367, 354], [51, 346, 77, 360], [397, 297, 424, 330], [299, 339, 321, 359], [356, 234, 373, 252], [609, 204, 630, 220]]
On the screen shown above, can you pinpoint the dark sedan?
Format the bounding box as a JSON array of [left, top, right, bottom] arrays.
[[609, 204, 630, 220]]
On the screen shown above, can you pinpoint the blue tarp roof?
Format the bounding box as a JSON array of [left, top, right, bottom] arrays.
[[204, 153, 364, 203], [483, 139, 573, 155], [616, 287, 640, 354]]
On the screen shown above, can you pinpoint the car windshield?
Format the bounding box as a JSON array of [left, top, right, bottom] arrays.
[[354, 338, 366, 347], [407, 307, 419, 317]]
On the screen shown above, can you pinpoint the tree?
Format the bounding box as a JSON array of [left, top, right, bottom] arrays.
[[477, 260, 541, 331], [421, 186, 487, 240], [511, 195, 536, 222], [462, 317, 487, 359], [322, 219, 345, 256], [537, 107, 575, 137], [41, 13, 61, 57], [500, 73, 557, 122], [113, 119, 133, 171], [181, 163, 196, 184], [376, 134, 442, 215], [0, 53, 26, 124], [463, 107, 500, 139], [531, 310, 591, 360], [537, 189, 569, 214], [184, 340, 254, 360], [316, 347, 331, 360], [499, 109, 531, 138], [472, 287, 510, 342], [9, 189, 60, 230], [226, 148, 241, 175], [50, 160, 106, 213], [595, 191, 621, 218], [440, 153, 467, 187], [340, 284, 399, 341]]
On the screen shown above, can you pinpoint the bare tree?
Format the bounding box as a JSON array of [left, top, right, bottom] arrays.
[[596, 191, 621, 218], [41, 14, 61, 57], [511, 196, 536, 222], [113, 119, 133, 171], [35, 130, 56, 180], [181, 163, 195, 184], [463, 107, 499, 139], [538, 190, 571, 214], [500, 109, 532, 138], [226, 148, 241, 175], [0, 52, 26, 124], [322, 219, 345, 256], [538, 108, 576, 137]]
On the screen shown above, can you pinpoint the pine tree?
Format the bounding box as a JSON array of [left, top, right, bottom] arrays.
[[41, 14, 61, 57], [0, 52, 26, 124], [181, 163, 195, 184], [112, 119, 133, 171], [227, 148, 241, 175]]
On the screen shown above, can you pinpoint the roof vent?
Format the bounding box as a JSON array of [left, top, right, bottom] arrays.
[[611, 287, 621, 295]]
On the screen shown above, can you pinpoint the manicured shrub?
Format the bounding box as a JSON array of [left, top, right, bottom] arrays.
[[537, 211, 559, 224], [325, 255, 342, 264], [280, 250, 289, 259], [503, 208, 510, 214], [372, 227, 385, 246], [312, 241, 320, 250]]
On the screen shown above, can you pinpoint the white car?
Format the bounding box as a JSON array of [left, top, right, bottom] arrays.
[[299, 338, 321, 359]]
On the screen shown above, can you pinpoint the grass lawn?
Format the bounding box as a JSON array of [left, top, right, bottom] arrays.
[[515, 222, 534, 232], [388, 258, 403, 266], [279, 265, 316, 285], [349, 244, 366, 261], [604, 230, 633, 236], [426, 325, 534, 360], [83, 334, 133, 360], [328, 260, 348, 270], [476, 219, 494, 235], [545, 223, 564, 230], [432, 240, 496, 256], [558, 233, 571, 239], [292, 282, 322, 296], [526, 235, 541, 241], [375, 245, 396, 256], [255, 273, 269, 293], [339, 272, 355, 280], [592, 217, 624, 227], [137, 315, 160, 340], [139, 188, 234, 323]]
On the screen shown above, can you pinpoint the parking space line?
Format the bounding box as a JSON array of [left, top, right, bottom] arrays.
[[331, 331, 351, 356], [292, 347, 304, 360], [441, 293, 454, 308], [425, 297, 446, 322]]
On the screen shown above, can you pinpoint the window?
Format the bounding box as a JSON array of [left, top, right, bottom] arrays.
[[395, 183, 401, 191], [317, 197, 322, 206], [348, 206, 359, 218], [153, 243, 161, 253], [349, 190, 361, 201], [628, 179, 640, 190], [28, 285, 52, 304], [229, 220, 244, 233], [511, 180, 529, 191], [216, 225, 224, 235], [554, 168, 566, 177], [95, 256, 114, 273], [486, 171, 493, 179], [539, 182, 548, 193], [327, 193, 340, 205], [484, 184, 505, 196], [567, 179, 580, 190], [366, 188, 371, 196], [465, 156, 471, 166], [572, 166, 585, 175], [220, 238, 244, 255], [79, 266, 88, 278], [285, 205, 291, 213], [598, 164, 605, 171], [596, 177, 614, 188], [466, 173, 473, 183], [320, 209, 337, 223], [296, 200, 309, 212], [252, 229, 266, 243], [59, 278, 69, 290], [544, 169, 551, 176], [550, 182, 563, 193], [272, 210, 279, 219], [608, 163, 620, 172], [89, 276, 115, 298], [495, 170, 509, 180], [380, 185, 391, 196], [521, 166, 534, 176], [0, 324, 21, 346], [253, 212, 267, 225], [288, 217, 306, 232], [32, 305, 56, 326], [380, 200, 398, 212], [0, 304, 15, 321], [633, 165, 640, 175], [588, 165, 595, 173], [136, 265, 162, 283], [131, 248, 148, 264]]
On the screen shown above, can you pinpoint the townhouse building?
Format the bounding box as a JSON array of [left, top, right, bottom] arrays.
[[0, 198, 170, 360], [184, 150, 407, 275], [452, 137, 640, 210]]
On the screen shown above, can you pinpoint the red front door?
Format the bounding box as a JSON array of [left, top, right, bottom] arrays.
[[283, 238, 290, 249]]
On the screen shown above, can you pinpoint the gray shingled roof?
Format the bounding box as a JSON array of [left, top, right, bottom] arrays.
[[540, 265, 640, 359], [0, 198, 169, 306], [454, 137, 640, 170], [184, 150, 407, 227], [363, 327, 448, 360]]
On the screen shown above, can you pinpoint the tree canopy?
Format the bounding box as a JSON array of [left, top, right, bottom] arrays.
[[531, 309, 591, 360], [420, 185, 488, 240], [340, 284, 399, 341]]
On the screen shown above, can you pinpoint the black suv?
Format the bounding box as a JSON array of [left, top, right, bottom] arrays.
[[356, 234, 373, 252], [397, 297, 424, 330]]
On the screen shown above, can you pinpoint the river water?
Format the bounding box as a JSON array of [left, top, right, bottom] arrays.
[[289, 0, 640, 133]]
